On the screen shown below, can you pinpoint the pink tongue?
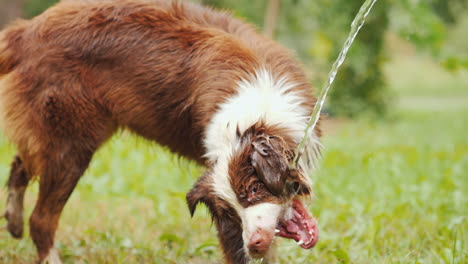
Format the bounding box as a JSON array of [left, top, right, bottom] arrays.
[[286, 221, 300, 233], [277, 199, 319, 249]]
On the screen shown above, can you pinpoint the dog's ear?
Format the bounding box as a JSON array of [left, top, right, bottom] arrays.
[[251, 136, 289, 196], [286, 168, 312, 195], [186, 170, 213, 217]]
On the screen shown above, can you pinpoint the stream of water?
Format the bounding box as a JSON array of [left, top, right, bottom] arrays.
[[291, 0, 379, 168]]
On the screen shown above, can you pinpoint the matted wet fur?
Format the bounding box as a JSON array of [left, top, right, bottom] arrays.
[[0, 0, 321, 263]]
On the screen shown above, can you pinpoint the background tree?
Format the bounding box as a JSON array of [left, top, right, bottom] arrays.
[[264, 0, 280, 38], [0, 0, 24, 28], [11, 0, 468, 117], [306, 0, 390, 117], [23, 0, 57, 18]]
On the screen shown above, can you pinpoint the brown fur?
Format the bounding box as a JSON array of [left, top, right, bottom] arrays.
[[0, 0, 318, 263], [187, 171, 246, 263], [5, 156, 30, 238], [187, 123, 314, 263], [229, 123, 312, 208]]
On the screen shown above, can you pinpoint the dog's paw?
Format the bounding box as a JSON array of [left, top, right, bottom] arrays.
[[40, 248, 63, 264], [5, 211, 24, 238], [4, 189, 25, 239]]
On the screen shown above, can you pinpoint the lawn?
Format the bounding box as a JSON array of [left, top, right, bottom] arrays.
[[0, 56, 467, 263]]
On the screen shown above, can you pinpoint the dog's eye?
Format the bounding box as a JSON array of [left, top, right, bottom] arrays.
[[252, 185, 258, 194], [293, 182, 300, 193]]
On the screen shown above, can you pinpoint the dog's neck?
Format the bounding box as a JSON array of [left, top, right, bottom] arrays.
[[203, 68, 310, 164], [202, 68, 317, 213]]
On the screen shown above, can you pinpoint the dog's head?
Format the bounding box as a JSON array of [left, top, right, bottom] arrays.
[[187, 124, 318, 262]]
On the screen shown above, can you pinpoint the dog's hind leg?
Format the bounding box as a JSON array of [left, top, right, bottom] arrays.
[[29, 146, 94, 264], [4, 155, 32, 238]]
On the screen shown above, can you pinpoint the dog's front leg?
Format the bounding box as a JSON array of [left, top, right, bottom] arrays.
[[214, 214, 249, 264], [263, 239, 279, 264]]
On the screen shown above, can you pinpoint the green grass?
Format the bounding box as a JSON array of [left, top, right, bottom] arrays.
[[0, 53, 467, 263], [385, 54, 468, 99], [0, 108, 466, 263]]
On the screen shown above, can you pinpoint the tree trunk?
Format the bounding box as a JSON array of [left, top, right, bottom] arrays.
[[0, 0, 24, 29], [264, 0, 280, 38]]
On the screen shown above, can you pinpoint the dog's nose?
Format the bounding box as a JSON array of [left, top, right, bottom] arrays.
[[247, 229, 273, 257]]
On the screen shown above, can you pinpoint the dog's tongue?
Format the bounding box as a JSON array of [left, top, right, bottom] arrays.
[[276, 199, 318, 249]]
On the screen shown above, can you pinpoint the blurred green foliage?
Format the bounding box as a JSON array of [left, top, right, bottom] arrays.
[[198, 0, 466, 116], [23, 0, 466, 117], [308, 0, 390, 117], [391, 0, 467, 71], [24, 0, 58, 18]]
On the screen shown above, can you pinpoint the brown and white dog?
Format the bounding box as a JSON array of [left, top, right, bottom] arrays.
[[0, 0, 321, 263]]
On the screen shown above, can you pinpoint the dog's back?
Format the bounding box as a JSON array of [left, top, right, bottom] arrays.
[[0, 0, 314, 166], [0, 1, 244, 164]]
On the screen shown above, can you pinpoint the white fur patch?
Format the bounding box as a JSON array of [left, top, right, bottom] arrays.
[[242, 202, 282, 243], [42, 248, 62, 264], [5, 190, 17, 215], [6, 188, 24, 218], [204, 68, 311, 164], [203, 68, 321, 251], [204, 68, 320, 208]]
